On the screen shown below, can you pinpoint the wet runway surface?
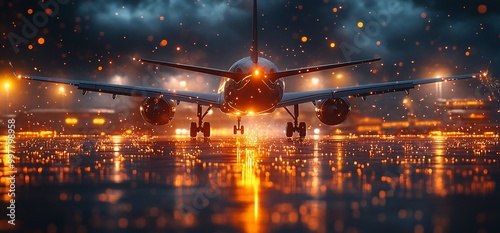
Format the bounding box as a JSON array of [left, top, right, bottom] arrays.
[[1, 135, 500, 233]]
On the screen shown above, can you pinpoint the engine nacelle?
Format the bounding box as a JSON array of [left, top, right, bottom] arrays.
[[314, 97, 351, 125], [140, 97, 176, 125]]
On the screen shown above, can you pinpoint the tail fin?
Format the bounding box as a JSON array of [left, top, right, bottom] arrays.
[[250, 0, 258, 63]]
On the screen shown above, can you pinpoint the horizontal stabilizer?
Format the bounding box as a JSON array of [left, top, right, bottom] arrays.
[[139, 58, 247, 81], [267, 58, 381, 81]]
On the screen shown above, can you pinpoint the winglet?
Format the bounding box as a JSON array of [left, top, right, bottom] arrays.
[[8, 62, 21, 78], [480, 60, 492, 78]]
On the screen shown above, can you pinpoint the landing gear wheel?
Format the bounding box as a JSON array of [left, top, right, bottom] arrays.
[[190, 105, 213, 138], [203, 122, 211, 138], [233, 117, 244, 135], [190, 122, 197, 138], [299, 122, 306, 138], [286, 122, 293, 138], [284, 104, 306, 139]]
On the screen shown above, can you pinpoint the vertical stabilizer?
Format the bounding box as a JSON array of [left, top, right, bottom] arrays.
[[250, 0, 258, 63]]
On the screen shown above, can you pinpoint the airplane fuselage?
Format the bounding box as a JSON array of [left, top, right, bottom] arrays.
[[220, 57, 284, 115]]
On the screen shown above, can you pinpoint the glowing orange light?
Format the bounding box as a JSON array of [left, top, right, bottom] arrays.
[[159, 16, 165, 21], [357, 22, 364, 28], [160, 39, 168, 47], [465, 51, 470, 56], [301, 36, 308, 42], [45, 8, 53, 16], [330, 42, 336, 48], [376, 41, 381, 46], [37, 38, 45, 45], [332, 7, 338, 13], [478, 4, 487, 14], [93, 118, 106, 125], [176, 46, 181, 51], [97, 66, 103, 71], [4, 83, 10, 89], [65, 118, 78, 125], [27, 9, 33, 14], [28, 44, 33, 50], [253, 69, 260, 76]]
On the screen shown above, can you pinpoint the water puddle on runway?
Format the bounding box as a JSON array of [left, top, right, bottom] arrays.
[[1, 135, 499, 233]]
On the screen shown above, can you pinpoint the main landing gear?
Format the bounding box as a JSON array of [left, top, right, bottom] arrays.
[[233, 116, 244, 134], [284, 104, 306, 139], [190, 105, 212, 138]]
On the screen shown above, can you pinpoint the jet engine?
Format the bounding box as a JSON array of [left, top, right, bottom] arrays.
[[140, 97, 176, 125], [314, 97, 351, 125]]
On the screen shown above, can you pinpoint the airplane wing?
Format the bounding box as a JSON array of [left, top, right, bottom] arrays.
[[277, 74, 479, 107], [12, 70, 220, 106]]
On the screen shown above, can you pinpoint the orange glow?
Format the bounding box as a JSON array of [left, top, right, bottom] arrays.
[[332, 7, 338, 13], [98, 66, 103, 71], [478, 4, 487, 14], [330, 42, 336, 48], [65, 118, 78, 125], [37, 38, 45, 45], [27, 9, 33, 14], [469, 114, 485, 119], [160, 39, 168, 47], [357, 22, 364, 28], [253, 69, 260, 76], [28, 44, 33, 50], [465, 51, 470, 56], [301, 36, 308, 42], [93, 118, 106, 125]]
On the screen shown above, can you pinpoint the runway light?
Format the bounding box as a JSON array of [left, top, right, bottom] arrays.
[[65, 118, 78, 125], [93, 118, 106, 125]]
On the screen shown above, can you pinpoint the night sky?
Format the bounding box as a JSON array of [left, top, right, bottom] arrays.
[[1, 0, 499, 127]]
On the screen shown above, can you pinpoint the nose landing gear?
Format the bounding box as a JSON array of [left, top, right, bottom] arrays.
[[233, 116, 244, 134]]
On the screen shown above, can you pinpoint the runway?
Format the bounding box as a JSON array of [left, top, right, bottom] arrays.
[[1, 135, 500, 233]]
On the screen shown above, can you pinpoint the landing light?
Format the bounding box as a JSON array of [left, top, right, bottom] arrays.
[[253, 69, 260, 76]]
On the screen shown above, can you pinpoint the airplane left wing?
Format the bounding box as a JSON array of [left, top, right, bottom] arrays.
[[13, 71, 220, 106], [277, 73, 479, 107]]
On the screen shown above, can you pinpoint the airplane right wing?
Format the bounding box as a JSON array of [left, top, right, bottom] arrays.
[[277, 73, 479, 107]]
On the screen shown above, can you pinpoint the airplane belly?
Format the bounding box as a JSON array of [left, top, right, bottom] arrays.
[[221, 79, 282, 115]]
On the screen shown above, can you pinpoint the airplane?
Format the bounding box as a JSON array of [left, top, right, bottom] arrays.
[[11, 0, 482, 139]]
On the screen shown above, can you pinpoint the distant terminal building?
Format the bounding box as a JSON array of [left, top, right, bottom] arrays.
[[13, 108, 122, 135], [336, 99, 497, 135], [437, 99, 497, 132]]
